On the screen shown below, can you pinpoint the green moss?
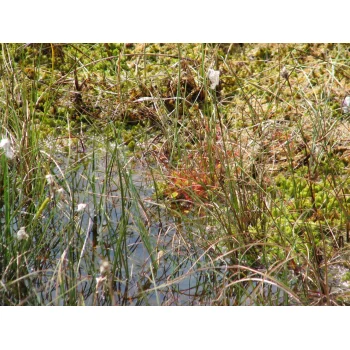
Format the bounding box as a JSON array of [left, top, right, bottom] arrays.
[[127, 140, 135, 152]]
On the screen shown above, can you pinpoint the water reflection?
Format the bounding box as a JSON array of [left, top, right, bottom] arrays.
[[39, 141, 214, 305]]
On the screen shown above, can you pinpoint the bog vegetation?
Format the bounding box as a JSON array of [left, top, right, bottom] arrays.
[[1, 43, 350, 305]]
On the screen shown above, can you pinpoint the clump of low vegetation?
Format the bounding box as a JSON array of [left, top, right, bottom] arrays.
[[1, 43, 350, 305]]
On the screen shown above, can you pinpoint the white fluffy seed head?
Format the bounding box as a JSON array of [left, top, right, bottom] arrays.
[[0, 138, 14, 159], [45, 174, 55, 185], [280, 66, 289, 79], [208, 69, 220, 89], [76, 203, 87, 212], [0, 138, 10, 148], [342, 96, 350, 113], [100, 261, 110, 276], [16, 227, 29, 241]]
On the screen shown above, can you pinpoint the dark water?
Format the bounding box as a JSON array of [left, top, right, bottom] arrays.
[[36, 141, 212, 305]]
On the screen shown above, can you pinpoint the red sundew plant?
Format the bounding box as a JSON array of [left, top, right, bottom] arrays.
[[163, 147, 235, 205], [167, 169, 211, 202]]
